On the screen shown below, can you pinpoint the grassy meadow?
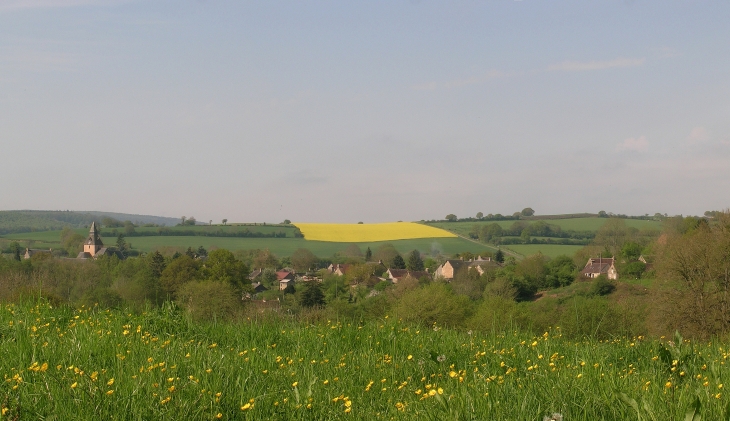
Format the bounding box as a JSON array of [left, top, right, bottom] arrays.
[[1, 217, 663, 260], [2, 231, 490, 258], [2, 301, 729, 420], [428, 217, 663, 236], [503, 244, 585, 259]]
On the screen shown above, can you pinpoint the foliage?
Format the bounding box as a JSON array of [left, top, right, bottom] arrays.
[[204, 249, 249, 293], [160, 255, 201, 299], [391, 255, 406, 270], [290, 248, 319, 271], [393, 282, 472, 327], [544, 255, 577, 288], [177, 280, 242, 321], [621, 261, 646, 279], [657, 213, 730, 337], [406, 249, 424, 271], [342, 243, 363, 258], [300, 282, 326, 308], [591, 275, 616, 296]]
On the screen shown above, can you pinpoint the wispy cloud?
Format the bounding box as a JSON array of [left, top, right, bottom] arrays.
[[0, 48, 80, 72], [0, 0, 131, 12], [687, 126, 709, 143], [412, 70, 503, 91], [548, 57, 645, 72], [616, 135, 648, 152]]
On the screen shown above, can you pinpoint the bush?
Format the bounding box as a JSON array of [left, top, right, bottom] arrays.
[[591, 275, 616, 296], [392, 283, 472, 328], [466, 296, 521, 332], [176, 281, 242, 321]]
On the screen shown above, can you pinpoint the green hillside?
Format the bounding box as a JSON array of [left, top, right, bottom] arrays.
[[2, 229, 492, 258], [428, 217, 662, 235], [0, 210, 180, 235]]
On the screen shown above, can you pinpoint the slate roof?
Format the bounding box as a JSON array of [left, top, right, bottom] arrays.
[[581, 257, 615, 275]]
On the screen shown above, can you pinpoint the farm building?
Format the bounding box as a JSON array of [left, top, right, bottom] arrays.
[[581, 257, 618, 280], [433, 256, 499, 280], [23, 248, 52, 259], [386, 269, 430, 284]]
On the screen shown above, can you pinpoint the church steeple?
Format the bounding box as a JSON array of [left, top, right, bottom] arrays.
[[83, 221, 104, 257]]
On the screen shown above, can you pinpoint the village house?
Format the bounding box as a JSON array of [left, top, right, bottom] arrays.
[[433, 256, 499, 280], [385, 269, 430, 284], [277, 269, 296, 291], [327, 263, 352, 276], [581, 257, 618, 280], [248, 268, 264, 281], [250, 282, 268, 294], [23, 248, 52, 259]]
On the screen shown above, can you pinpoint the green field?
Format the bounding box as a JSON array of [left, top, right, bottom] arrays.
[[428, 217, 662, 235], [2, 231, 492, 258], [504, 244, 585, 259], [1, 301, 727, 420]]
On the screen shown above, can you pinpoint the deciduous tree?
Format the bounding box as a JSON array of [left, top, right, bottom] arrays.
[[291, 248, 319, 272], [521, 207, 535, 217]]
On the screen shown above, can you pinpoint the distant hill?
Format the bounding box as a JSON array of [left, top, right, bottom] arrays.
[[0, 210, 180, 235]]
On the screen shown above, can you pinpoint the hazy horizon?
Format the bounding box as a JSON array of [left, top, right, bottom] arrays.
[[2, 1, 729, 223]]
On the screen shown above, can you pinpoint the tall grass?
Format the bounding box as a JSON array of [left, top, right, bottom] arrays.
[[1, 301, 728, 420]]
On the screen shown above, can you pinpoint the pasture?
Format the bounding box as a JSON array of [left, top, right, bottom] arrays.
[[1, 231, 490, 258], [428, 217, 663, 236], [504, 244, 585, 259], [1, 301, 727, 420], [294, 222, 456, 242]]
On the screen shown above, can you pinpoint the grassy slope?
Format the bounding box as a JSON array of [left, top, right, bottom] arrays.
[[429, 217, 662, 235], [503, 244, 584, 259], [428, 217, 663, 258], [1, 302, 728, 420], [2, 230, 490, 257], [0, 210, 180, 233]]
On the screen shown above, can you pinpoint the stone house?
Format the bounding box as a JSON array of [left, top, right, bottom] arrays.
[[581, 257, 618, 280]]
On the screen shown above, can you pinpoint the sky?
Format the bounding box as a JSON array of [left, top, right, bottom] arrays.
[[2, 0, 729, 223]]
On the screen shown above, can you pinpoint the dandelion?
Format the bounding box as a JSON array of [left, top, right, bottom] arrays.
[[437, 354, 446, 363], [70, 382, 77, 389], [543, 413, 563, 421]]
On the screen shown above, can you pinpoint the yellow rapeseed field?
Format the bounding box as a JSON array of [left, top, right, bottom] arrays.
[[294, 222, 457, 242]]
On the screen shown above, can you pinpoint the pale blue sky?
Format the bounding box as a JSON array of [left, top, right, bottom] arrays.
[[2, 1, 729, 222]]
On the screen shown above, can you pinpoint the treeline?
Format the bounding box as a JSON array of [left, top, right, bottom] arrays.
[[469, 220, 594, 245], [108, 227, 296, 239]]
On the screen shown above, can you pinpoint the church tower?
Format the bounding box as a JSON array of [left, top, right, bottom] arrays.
[[83, 221, 104, 257]]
